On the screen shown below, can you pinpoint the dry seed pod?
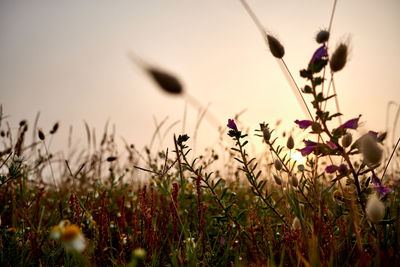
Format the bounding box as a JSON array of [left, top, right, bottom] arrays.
[[291, 175, 298, 187], [266, 34, 285, 59], [341, 133, 352, 148], [274, 159, 283, 171], [38, 129, 45, 141], [148, 68, 183, 95], [273, 174, 282, 185], [263, 127, 271, 143], [330, 43, 348, 72], [287, 135, 294, 149]]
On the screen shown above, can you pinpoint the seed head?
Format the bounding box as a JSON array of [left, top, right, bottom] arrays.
[[273, 174, 282, 185], [274, 159, 283, 171], [291, 175, 299, 187], [266, 34, 285, 59], [287, 135, 294, 149], [341, 133, 352, 148], [292, 217, 301, 230], [330, 43, 348, 72], [263, 126, 271, 143], [361, 134, 383, 168], [148, 68, 183, 95], [316, 30, 330, 43], [38, 129, 45, 140], [366, 194, 385, 223]]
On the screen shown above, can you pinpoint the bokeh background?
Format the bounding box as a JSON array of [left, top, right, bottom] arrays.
[[1, 0, 399, 155]]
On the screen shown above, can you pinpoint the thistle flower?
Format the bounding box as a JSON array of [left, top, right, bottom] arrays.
[[341, 133, 352, 147], [330, 43, 348, 72], [365, 194, 385, 223], [274, 159, 283, 171], [316, 30, 330, 43], [292, 217, 301, 230], [287, 135, 294, 149], [266, 34, 285, 59], [361, 133, 383, 168]]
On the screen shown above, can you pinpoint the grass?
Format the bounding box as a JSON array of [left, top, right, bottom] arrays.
[[1, 1, 400, 266]]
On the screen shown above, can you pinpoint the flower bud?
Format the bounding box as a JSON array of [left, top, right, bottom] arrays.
[[341, 133, 352, 148], [291, 175, 299, 187], [366, 195, 385, 223], [361, 134, 383, 168], [274, 159, 283, 171], [287, 136, 294, 149], [273, 174, 282, 185], [330, 43, 348, 72], [266, 34, 285, 59], [292, 217, 301, 230], [316, 30, 330, 44]]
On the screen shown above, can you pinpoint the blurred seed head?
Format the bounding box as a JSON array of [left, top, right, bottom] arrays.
[[274, 159, 283, 171], [266, 34, 285, 59], [287, 136, 294, 149], [366, 194, 385, 223], [50, 122, 59, 135], [316, 30, 330, 43], [262, 126, 271, 143], [361, 134, 383, 168], [330, 43, 348, 72], [341, 133, 352, 148], [292, 217, 301, 230], [148, 68, 183, 95], [291, 176, 298, 187]]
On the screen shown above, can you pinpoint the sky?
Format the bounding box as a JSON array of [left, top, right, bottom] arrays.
[[1, 0, 399, 159]]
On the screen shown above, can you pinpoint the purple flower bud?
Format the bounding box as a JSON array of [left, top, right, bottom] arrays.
[[327, 141, 337, 149], [227, 119, 238, 131], [325, 165, 338, 174], [295, 120, 314, 129], [338, 164, 348, 175]]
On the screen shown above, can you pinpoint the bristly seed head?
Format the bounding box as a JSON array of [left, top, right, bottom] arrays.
[[273, 174, 282, 185], [262, 126, 271, 143], [330, 43, 348, 72], [287, 136, 294, 149], [266, 34, 285, 59], [274, 159, 283, 171], [316, 30, 330, 43]]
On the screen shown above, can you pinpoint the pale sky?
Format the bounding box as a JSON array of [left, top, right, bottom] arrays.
[[1, 0, 399, 156]]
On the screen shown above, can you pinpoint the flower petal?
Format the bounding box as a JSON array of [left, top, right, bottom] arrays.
[[295, 120, 314, 129]]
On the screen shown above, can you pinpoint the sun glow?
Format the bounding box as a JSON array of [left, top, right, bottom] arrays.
[[291, 150, 306, 166]]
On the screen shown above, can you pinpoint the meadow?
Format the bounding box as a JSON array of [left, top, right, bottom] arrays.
[[1, 1, 400, 266]]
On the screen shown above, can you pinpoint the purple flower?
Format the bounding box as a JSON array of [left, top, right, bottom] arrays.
[[309, 45, 328, 65], [295, 120, 313, 129], [297, 140, 317, 156], [327, 141, 337, 149], [227, 119, 238, 131], [220, 237, 226, 245], [325, 165, 338, 173], [338, 164, 348, 174], [371, 173, 391, 196], [339, 115, 361, 130]]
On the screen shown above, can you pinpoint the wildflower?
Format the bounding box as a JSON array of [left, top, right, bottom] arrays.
[[287, 135, 294, 149], [338, 164, 348, 175], [339, 115, 361, 130], [325, 165, 338, 174], [295, 119, 313, 129], [297, 140, 317, 156], [341, 133, 352, 147], [316, 30, 330, 43], [371, 173, 391, 196], [274, 159, 283, 171], [361, 133, 383, 168], [220, 237, 226, 245], [330, 43, 348, 72], [309, 44, 328, 65], [61, 224, 86, 252], [292, 217, 301, 230], [366, 194, 385, 223], [227, 119, 238, 131], [266, 34, 285, 58], [327, 141, 337, 149]]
